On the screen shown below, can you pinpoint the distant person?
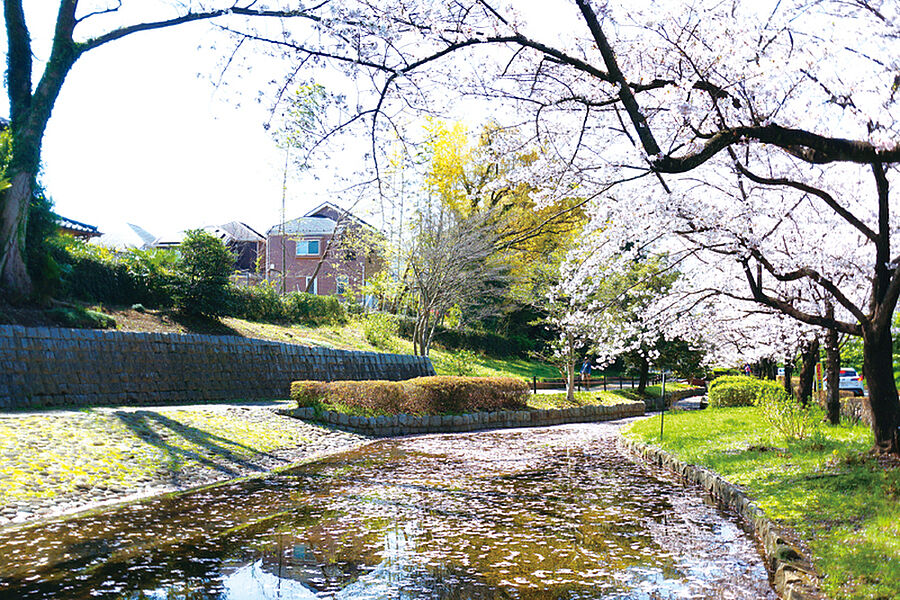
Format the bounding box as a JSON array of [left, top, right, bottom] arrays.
[[744, 364, 752, 376], [580, 359, 592, 387]]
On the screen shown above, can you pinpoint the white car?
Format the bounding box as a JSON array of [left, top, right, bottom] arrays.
[[838, 368, 866, 396]]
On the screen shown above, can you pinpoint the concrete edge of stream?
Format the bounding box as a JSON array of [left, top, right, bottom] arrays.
[[619, 435, 825, 600]]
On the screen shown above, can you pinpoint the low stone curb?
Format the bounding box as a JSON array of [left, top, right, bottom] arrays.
[[620, 437, 823, 600], [280, 400, 646, 436]]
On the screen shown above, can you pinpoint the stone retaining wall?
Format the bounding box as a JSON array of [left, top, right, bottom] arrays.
[[0, 325, 435, 409], [621, 437, 822, 600], [282, 400, 646, 436]]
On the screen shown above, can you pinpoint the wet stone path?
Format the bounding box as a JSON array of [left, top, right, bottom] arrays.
[[0, 420, 776, 599]]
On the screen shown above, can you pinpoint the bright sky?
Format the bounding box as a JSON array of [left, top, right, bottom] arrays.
[[1, 2, 579, 246]]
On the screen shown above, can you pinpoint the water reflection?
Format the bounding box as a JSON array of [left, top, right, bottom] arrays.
[[0, 423, 775, 599]]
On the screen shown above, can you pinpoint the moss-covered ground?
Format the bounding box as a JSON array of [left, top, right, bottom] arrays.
[[0, 406, 366, 523], [624, 406, 898, 600]]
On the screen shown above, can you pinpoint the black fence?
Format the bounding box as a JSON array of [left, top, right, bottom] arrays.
[[531, 374, 664, 394]]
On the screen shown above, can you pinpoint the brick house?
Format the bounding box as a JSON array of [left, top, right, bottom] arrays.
[[264, 202, 382, 296]]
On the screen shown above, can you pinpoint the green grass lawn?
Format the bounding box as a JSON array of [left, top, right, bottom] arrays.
[[624, 407, 899, 600], [526, 383, 690, 410]]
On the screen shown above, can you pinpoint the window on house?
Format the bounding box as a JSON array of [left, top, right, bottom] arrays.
[[295, 239, 320, 256], [336, 274, 349, 295], [301, 276, 317, 295]]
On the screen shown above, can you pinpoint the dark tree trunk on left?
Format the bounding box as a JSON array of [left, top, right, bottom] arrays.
[[0, 0, 315, 299], [2, 0, 79, 299]]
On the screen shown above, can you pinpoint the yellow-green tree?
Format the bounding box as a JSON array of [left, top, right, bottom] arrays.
[[419, 119, 586, 317]]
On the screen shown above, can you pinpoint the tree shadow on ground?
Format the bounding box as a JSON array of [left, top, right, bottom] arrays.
[[113, 410, 288, 485]]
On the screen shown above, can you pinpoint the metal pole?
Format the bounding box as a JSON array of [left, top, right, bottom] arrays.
[[660, 371, 667, 440], [533, 376, 537, 395]]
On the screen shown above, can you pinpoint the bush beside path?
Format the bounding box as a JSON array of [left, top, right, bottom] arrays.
[[0, 403, 369, 528]]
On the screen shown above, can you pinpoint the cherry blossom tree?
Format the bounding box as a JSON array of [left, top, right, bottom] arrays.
[[237, 0, 897, 451], [556, 0, 900, 452]]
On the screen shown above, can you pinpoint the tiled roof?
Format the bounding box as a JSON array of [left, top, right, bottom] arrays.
[[266, 216, 336, 236], [56, 215, 101, 237]]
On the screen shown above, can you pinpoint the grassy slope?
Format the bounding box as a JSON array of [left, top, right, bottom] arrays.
[[223, 316, 559, 379], [624, 407, 898, 600]]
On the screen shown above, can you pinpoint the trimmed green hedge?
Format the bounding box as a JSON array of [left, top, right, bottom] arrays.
[[708, 375, 784, 407], [291, 376, 529, 415]]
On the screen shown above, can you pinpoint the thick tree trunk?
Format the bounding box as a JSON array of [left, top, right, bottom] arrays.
[[862, 327, 900, 453], [825, 327, 841, 425], [796, 338, 819, 406], [0, 171, 34, 299], [637, 355, 649, 395]]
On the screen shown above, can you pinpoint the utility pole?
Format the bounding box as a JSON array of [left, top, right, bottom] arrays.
[[280, 147, 289, 295]]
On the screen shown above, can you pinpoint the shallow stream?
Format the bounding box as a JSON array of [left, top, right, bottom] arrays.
[[0, 421, 776, 599]]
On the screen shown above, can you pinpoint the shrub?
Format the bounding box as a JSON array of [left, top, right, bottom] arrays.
[[754, 384, 823, 441], [708, 375, 772, 407], [284, 291, 346, 326], [229, 282, 286, 322], [362, 312, 399, 350], [174, 230, 234, 317], [58, 240, 178, 308], [227, 284, 348, 326], [290, 376, 529, 415], [25, 187, 64, 299], [444, 349, 480, 376]]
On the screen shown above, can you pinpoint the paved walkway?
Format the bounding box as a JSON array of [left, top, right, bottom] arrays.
[[672, 395, 708, 410], [0, 402, 370, 528]]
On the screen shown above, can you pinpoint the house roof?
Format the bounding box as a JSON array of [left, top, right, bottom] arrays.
[[56, 215, 101, 238], [266, 216, 336, 236], [305, 201, 376, 230], [151, 221, 266, 247], [92, 223, 155, 249], [219, 221, 265, 242]]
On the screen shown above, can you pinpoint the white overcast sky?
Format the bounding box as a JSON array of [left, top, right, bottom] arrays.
[[1, 2, 578, 245]]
